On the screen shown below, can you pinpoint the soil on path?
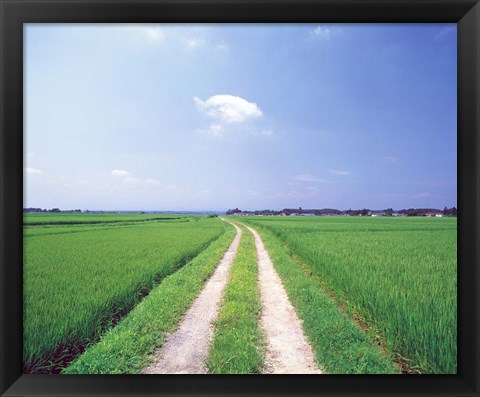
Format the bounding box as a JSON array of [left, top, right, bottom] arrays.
[[243, 224, 322, 374], [143, 221, 242, 374]]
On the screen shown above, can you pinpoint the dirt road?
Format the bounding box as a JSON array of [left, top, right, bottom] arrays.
[[244, 224, 322, 374], [143, 222, 242, 374]]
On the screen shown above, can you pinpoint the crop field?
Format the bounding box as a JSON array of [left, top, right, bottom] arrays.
[[23, 213, 456, 375], [23, 214, 230, 373], [24, 212, 184, 225], [238, 216, 457, 374]]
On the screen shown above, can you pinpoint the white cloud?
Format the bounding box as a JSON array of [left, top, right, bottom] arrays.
[[310, 25, 331, 39], [214, 42, 229, 52], [127, 24, 165, 43], [145, 178, 161, 185], [329, 169, 350, 176], [24, 167, 44, 175], [112, 169, 131, 177], [208, 124, 224, 137], [261, 129, 274, 136], [123, 176, 142, 184], [184, 37, 205, 49], [194, 95, 263, 124], [145, 26, 164, 42], [293, 174, 325, 182]]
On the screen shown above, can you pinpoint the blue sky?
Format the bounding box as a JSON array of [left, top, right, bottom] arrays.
[[24, 24, 457, 211]]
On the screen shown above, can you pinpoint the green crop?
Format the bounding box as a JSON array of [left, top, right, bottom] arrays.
[[64, 224, 236, 374], [238, 216, 457, 374], [23, 215, 228, 373]]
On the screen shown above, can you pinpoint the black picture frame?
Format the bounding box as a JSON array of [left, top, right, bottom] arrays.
[[1, 0, 478, 396]]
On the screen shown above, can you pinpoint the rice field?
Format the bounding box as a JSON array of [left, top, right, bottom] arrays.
[[24, 213, 456, 374], [23, 214, 229, 373], [238, 216, 457, 374]]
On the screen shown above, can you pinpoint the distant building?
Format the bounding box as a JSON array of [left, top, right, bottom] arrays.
[[426, 212, 443, 217]]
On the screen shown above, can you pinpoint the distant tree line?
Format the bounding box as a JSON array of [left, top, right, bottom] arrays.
[[23, 208, 82, 213], [226, 206, 457, 217]]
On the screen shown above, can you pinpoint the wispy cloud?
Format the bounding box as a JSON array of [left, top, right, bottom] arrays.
[[127, 24, 165, 43], [379, 156, 399, 164], [261, 129, 274, 136], [434, 25, 455, 41], [310, 25, 331, 39], [123, 176, 142, 184], [24, 167, 44, 175], [329, 169, 350, 176], [194, 94, 263, 124], [145, 178, 161, 185], [375, 192, 437, 200], [184, 37, 205, 49], [144, 26, 164, 42], [214, 42, 229, 53], [286, 189, 320, 199], [112, 169, 131, 177], [208, 124, 224, 137], [121, 175, 163, 186], [412, 192, 434, 199], [293, 174, 325, 182]]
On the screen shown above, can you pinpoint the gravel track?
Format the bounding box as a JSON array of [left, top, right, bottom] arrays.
[[243, 224, 322, 374], [144, 219, 321, 374], [143, 221, 241, 374]]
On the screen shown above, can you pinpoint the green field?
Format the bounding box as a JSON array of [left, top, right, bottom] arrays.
[[237, 216, 457, 374], [24, 213, 456, 374], [24, 212, 184, 225], [24, 213, 230, 373]]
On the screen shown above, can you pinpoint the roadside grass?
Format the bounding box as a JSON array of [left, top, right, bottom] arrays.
[[237, 220, 399, 374], [63, 224, 236, 374], [207, 224, 265, 374]]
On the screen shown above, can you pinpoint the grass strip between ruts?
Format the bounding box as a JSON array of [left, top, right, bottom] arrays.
[[63, 224, 236, 374], [207, 224, 265, 374], [236, 221, 399, 374]]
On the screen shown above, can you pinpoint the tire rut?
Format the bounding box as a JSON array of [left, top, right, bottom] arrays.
[[242, 224, 322, 374], [143, 221, 242, 374]]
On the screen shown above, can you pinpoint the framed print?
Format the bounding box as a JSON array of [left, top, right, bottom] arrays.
[[1, 0, 479, 396]]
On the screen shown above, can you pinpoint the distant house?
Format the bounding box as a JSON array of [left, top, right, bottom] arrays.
[[426, 212, 443, 217]]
